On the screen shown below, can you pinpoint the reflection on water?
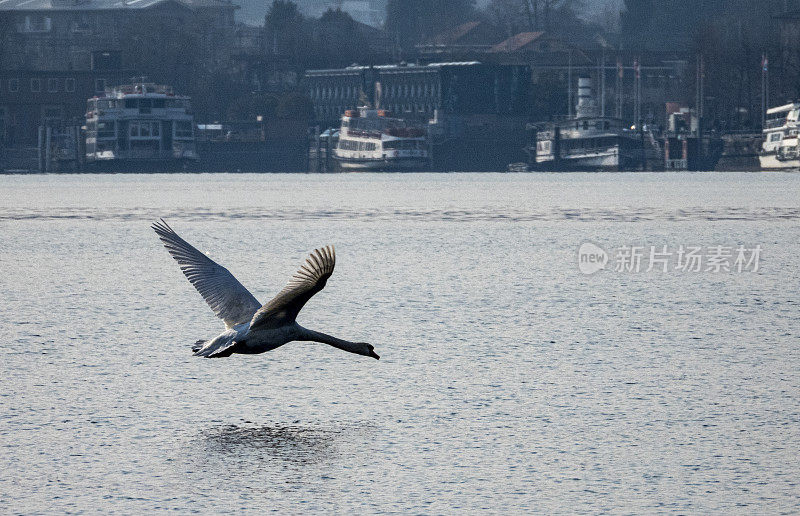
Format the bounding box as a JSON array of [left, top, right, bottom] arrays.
[[200, 423, 344, 464]]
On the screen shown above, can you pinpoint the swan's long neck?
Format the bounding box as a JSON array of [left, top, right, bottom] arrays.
[[296, 326, 363, 355]]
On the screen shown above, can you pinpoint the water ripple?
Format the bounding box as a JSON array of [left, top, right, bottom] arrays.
[[1, 206, 799, 222]]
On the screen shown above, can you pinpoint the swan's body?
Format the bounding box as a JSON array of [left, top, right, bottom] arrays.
[[152, 220, 379, 360]]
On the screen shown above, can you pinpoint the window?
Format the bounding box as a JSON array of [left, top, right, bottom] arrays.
[[71, 14, 93, 33], [17, 15, 51, 33], [770, 132, 783, 142], [129, 121, 161, 138], [97, 121, 116, 138], [94, 78, 106, 93], [47, 78, 59, 92], [30, 78, 41, 92], [65, 78, 76, 92], [175, 120, 193, 138]]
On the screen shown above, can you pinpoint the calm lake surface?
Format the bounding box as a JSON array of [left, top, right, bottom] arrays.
[[1, 172, 799, 513]]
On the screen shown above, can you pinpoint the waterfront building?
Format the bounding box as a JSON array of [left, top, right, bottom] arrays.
[[304, 61, 530, 126], [0, 0, 237, 144]]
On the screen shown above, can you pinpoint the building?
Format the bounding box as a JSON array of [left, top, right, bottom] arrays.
[[0, 68, 128, 146], [305, 61, 530, 126], [0, 0, 237, 145]]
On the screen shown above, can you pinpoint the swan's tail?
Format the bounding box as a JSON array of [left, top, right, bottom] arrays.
[[193, 330, 239, 358]]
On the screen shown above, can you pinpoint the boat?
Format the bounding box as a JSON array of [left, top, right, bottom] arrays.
[[528, 78, 645, 171], [760, 103, 800, 170], [84, 81, 199, 171], [333, 107, 428, 171], [661, 104, 724, 171]]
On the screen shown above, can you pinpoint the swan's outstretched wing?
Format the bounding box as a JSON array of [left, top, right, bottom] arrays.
[[152, 219, 261, 328], [250, 246, 335, 331]]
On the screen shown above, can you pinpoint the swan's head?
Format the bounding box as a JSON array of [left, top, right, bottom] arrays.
[[359, 343, 380, 360]]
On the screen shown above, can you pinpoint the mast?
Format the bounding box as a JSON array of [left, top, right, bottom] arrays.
[[600, 48, 606, 118], [568, 50, 573, 118]]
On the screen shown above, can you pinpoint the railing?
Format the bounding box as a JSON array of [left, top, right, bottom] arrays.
[[764, 118, 788, 129]]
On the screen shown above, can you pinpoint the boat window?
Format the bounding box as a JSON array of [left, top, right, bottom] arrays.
[[152, 99, 165, 109], [97, 121, 115, 138], [583, 121, 589, 130], [139, 99, 151, 114], [129, 121, 161, 138], [125, 99, 137, 109], [604, 121, 610, 130], [175, 120, 193, 138], [770, 132, 783, 142]]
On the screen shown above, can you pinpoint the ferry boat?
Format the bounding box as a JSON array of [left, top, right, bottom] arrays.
[[760, 103, 800, 170], [333, 107, 428, 171], [529, 78, 644, 171], [84, 81, 199, 171]]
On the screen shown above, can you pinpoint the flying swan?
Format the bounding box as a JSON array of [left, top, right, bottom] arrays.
[[152, 219, 379, 360]]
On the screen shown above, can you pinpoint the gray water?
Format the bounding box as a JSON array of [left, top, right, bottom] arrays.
[[1, 172, 799, 514]]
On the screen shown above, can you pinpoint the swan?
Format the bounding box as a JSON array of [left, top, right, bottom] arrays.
[[152, 219, 379, 360]]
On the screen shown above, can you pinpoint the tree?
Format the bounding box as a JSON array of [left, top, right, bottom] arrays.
[[276, 92, 315, 120], [226, 93, 280, 121], [265, 0, 308, 65], [486, 0, 529, 36], [386, 0, 478, 52], [483, 0, 591, 40], [312, 8, 369, 68]]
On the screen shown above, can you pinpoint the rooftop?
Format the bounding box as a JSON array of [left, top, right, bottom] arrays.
[[0, 0, 235, 11], [489, 32, 546, 53], [306, 61, 483, 75]]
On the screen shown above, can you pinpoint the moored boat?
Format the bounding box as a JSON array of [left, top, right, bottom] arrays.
[[528, 78, 645, 171], [333, 107, 428, 171], [84, 81, 199, 172], [760, 103, 800, 170]]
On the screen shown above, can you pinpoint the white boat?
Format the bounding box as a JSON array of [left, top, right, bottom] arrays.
[[333, 107, 428, 171], [760, 103, 800, 170], [532, 78, 644, 171], [85, 81, 199, 171]]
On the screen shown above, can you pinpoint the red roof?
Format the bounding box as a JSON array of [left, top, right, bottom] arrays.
[[430, 21, 482, 45]]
